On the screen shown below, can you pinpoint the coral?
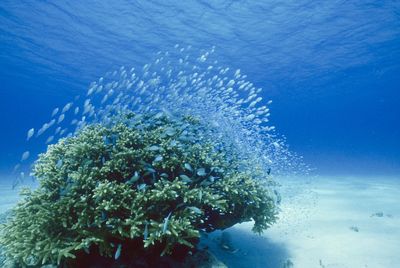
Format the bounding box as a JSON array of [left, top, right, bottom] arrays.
[[0, 112, 277, 266]]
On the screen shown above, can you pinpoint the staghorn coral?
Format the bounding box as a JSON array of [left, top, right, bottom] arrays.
[[0, 112, 277, 267]]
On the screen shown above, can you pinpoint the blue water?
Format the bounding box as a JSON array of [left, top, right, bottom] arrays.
[[0, 0, 399, 178]]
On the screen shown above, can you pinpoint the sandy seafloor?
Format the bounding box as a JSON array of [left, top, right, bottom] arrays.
[[1, 175, 399, 268]]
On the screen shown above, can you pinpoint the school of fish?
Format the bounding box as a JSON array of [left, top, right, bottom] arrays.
[[13, 45, 305, 188]]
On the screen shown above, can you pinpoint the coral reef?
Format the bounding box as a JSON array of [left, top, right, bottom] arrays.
[[0, 112, 277, 266]]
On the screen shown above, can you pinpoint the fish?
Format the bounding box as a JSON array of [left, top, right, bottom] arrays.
[[51, 107, 59, 117], [47, 119, 56, 128], [145, 167, 156, 173], [21, 151, 30, 161], [56, 159, 63, 168], [13, 46, 297, 196], [154, 155, 163, 162], [62, 102, 73, 113], [126, 171, 140, 184], [144, 222, 149, 240], [187, 206, 202, 214], [147, 145, 160, 151], [26, 128, 34, 141], [59, 128, 67, 136], [226, 79, 235, 87], [12, 172, 25, 189], [179, 174, 192, 183], [184, 163, 193, 172], [164, 127, 175, 136], [196, 168, 206, 176], [162, 212, 172, 234], [13, 164, 20, 173], [114, 244, 122, 260], [46, 136, 54, 144], [137, 184, 146, 191], [234, 69, 241, 78], [87, 85, 96, 96], [37, 123, 49, 137], [101, 95, 109, 104], [83, 104, 91, 115], [273, 189, 281, 205], [57, 114, 65, 124], [245, 114, 255, 121], [249, 97, 262, 108]]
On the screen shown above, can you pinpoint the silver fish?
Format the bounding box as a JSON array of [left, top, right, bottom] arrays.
[[26, 128, 34, 141], [57, 114, 65, 124], [62, 102, 73, 113], [162, 212, 172, 234], [51, 107, 59, 117], [114, 244, 122, 260], [21, 151, 30, 161]]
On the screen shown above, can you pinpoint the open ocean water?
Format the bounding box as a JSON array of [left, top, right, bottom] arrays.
[[0, 1, 399, 267]]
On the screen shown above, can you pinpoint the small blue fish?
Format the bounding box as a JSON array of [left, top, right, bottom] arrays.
[[103, 134, 118, 146], [164, 127, 175, 136], [146, 167, 156, 173], [154, 112, 164, 119], [179, 174, 192, 183], [184, 163, 193, 172], [137, 184, 146, 191], [21, 151, 30, 162], [148, 145, 160, 151], [209, 176, 218, 183], [56, 159, 63, 168], [114, 244, 122, 260], [26, 128, 35, 141], [197, 168, 206, 176], [126, 171, 140, 184], [274, 189, 281, 205], [163, 212, 172, 234], [154, 155, 163, 162], [101, 211, 107, 221], [187, 206, 202, 214], [111, 134, 118, 145], [144, 222, 149, 240]]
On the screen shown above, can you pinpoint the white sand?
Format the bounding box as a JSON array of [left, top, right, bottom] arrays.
[[1, 176, 399, 267], [202, 176, 400, 267]]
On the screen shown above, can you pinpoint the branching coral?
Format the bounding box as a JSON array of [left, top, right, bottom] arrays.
[[0, 112, 277, 266]]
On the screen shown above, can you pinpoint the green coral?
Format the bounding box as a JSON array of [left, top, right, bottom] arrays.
[[0, 113, 277, 266]]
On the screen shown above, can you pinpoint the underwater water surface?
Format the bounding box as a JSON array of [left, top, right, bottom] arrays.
[[0, 1, 399, 267]]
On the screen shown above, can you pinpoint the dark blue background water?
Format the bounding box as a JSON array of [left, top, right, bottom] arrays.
[[1, 1, 399, 177]]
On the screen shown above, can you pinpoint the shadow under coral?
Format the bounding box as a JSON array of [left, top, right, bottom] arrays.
[[200, 226, 290, 268]]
